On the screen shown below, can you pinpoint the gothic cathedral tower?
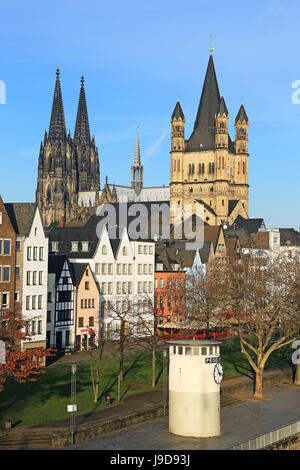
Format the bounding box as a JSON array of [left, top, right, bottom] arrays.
[[170, 54, 249, 226], [36, 70, 100, 227]]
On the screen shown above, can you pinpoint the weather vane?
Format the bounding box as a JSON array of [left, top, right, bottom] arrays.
[[209, 34, 215, 54]]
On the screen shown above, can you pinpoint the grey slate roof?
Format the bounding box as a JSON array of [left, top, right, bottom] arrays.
[[235, 104, 249, 124], [171, 101, 185, 121], [217, 96, 229, 116], [48, 254, 67, 282], [5, 203, 37, 237], [186, 55, 235, 154], [70, 262, 89, 287], [229, 215, 265, 234]]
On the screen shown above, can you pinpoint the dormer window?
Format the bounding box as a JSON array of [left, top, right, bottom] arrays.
[[82, 241, 89, 252], [71, 242, 79, 252], [51, 242, 59, 252]]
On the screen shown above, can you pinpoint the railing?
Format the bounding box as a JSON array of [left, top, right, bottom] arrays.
[[228, 421, 300, 450]]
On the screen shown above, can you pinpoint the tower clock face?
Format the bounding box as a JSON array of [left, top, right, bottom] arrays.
[[213, 363, 223, 384]]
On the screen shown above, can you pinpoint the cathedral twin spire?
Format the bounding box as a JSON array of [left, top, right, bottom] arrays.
[[48, 68, 91, 143]]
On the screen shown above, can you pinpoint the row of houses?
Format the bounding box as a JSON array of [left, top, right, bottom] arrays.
[[1, 194, 300, 355]]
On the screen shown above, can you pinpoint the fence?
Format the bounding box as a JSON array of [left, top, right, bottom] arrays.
[[228, 421, 300, 450]]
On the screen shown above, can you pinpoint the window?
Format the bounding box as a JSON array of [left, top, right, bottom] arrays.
[[82, 241, 89, 252], [31, 321, 36, 334], [15, 266, 20, 277], [128, 282, 133, 294], [89, 317, 94, 327], [33, 271, 37, 285], [128, 264, 133, 275], [38, 321, 42, 335], [14, 291, 19, 303], [39, 247, 44, 260], [71, 242, 79, 252], [117, 264, 121, 275], [27, 247, 32, 260], [47, 311, 52, 323], [95, 263, 100, 275], [102, 263, 107, 275], [116, 282, 121, 294], [2, 293, 9, 309], [108, 263, 113, 275], [16, 240, 20, 251], [159, 278, 164, 289], [108, 282, 113, 294], [51, 242, 59, 252], [148, 282, 153, 293], [122, 246, 127, 256], [47, 292, 53, 303], [85, 282, 90, 290], [26, 296, 30, 310], [122, 282, 127, 294], [144, 245, 148, 255], [138, 282, 142, 293], [101, 283, 107, 295], [149, 245, 153, 255], [155, 278, 158, 289], [143, 264, 148, 275], [138, 264, 142, 275], [3, 266, 10, 282], [38, 295, 43, 309], [3, 240, 11, 255], [143, 282, 147, 293], [33, 247, 38, 261], [39, 271, 43, 285], [138, 245, 142, 255], [122, 264, 127, 275], [32, 296, 36, 309], [102, 245, 107, 255], [149, 264, 153, 275]]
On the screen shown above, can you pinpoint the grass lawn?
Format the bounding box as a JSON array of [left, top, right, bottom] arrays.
[[0, 338, 293, 430]]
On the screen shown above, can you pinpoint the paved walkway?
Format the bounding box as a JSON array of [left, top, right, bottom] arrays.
[[70, 384, 300, 450], [28, 365, 290, 431]]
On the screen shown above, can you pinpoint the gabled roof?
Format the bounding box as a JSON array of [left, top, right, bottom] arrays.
[[204, 225, 223, 252], [4, 203, 37, 237], [69, 262, 89, 287], [230, 215, 265, 234], [48, 225, 99, 258], [48, 254, 67, 282]]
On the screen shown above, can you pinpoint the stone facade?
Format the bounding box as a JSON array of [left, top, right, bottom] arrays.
[[170, 55, 249, 226], [36, 70, 100, 227]]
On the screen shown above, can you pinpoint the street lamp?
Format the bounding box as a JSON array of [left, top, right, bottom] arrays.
[[67, 361, 78, 445]]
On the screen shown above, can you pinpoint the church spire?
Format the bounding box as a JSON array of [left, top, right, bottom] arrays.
[[131, 127, 143, 195], [134, 127, 141, 166], [49, 68, 66, 140], [187, 54, 221, 151], [74, 76, 91, 144]]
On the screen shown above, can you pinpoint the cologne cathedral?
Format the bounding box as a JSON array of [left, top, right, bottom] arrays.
[[36, 69, 100, 227]]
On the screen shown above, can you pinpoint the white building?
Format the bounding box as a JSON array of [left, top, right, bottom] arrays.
[[48, 223, 156, 339], [21, 207, 49, 351]]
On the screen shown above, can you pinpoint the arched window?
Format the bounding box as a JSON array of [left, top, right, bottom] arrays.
[[102, 245, 107, 255], [212, 163, 215, 173], [202, 163, 205, 174], [122, 246, 127, 256]]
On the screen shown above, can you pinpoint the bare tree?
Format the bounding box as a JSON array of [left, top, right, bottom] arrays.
[[213, 250, 300, 398], [88, 329, 109, 403], [103, 296, 137, 382]]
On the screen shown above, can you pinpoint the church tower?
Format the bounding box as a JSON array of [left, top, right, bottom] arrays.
[[74, 76, 100, 194], [36, 68, 76, 227], [36, 70, 100, 227], [170, 53, 249, 226], [131, 128, 143, 195]]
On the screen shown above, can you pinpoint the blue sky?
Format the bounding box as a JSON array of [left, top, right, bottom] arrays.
[[0, 0, 300, 228]]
